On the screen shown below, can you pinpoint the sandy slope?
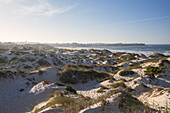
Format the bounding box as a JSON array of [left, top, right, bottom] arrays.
[[0, 67, 59, 113]]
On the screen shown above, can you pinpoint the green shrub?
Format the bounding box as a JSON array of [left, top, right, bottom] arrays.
[[97, 87, 105, 93], [54, 82, 65, 86], [25, 57, 35, 62], [26, 77, 31, 81], [121, 54, 136, 60], [149, 53, 165, 58], [145, 66, 162, 74], [24, 65, 32, 69], [119, 70, 134, 76], [59, 66, 109, 84], [65, 85, 77, 94], [100, 76, 115, 82], [108, 71, 118, 75], [0, 58, 7, 63], [79, 50, 85, 53], [37, 59, 50, 66], [118, 92, 144, 112], [31, 81, 38, 85], [46, 97, 75, 107], [32, 88, 122, 113], [10, 57, 18, 62]]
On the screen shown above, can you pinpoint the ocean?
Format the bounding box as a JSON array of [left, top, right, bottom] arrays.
[[76, 44, 170, 55]]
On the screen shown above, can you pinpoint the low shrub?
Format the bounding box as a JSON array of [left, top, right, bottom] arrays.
[[25, 57, 36, 62], [26, 77, 31, 81], [121, 54, 136, 60], [108, 71, 118, 75], [97, 87, 105, 93], [54, 82, 65, 86], [0, 58, 7, 63], [46, 97, 75, 107], [33, 88, 122, 113], [118, 92, 144, 112], [149, 53, 165, 58], [24, 65, 32, 69], [100, 76, 115, 82], [65, 85, 77, 94], [119, 70, 134, 76], [59, 66, 109, 84], [145, 66, 162, 75], [37, 59, 50, 66]]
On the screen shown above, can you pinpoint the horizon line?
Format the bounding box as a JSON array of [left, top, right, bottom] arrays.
[[0, 41, 170, 45]]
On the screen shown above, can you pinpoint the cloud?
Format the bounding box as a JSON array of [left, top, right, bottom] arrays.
[[0, 0, 75, 16], [111, 16, 170, 25]]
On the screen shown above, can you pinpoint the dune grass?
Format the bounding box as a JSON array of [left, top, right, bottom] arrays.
[[58, 66, 109, 84], [119, 70, 135, 76]]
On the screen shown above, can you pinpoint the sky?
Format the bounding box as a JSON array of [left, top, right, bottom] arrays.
[[0, 0, 170, 44]]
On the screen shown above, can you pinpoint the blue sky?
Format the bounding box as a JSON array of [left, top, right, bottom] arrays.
[[0, 0, 170, 44]]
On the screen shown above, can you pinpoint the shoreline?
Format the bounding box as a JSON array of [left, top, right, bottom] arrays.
[[56, 46, 170, 56]]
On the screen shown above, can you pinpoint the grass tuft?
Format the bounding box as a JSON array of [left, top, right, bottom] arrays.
[[119, 70, 135, 76]]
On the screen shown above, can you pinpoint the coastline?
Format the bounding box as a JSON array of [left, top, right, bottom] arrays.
[[56, 45, 170, 56]]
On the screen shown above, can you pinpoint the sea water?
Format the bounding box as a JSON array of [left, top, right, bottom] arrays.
[[77, 44, 170, 55]]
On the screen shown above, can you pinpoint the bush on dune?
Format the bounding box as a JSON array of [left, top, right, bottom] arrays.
[[58, 65, 109, 84], [145, 66, 162, 75], [65, 85, 77, 94], [24, 65, 32, 69], [0, 58, 7, 63], [149, 53, 165, 58], [119, 70, 135, 76], [37, 59, 50, 66], [46, 96, 75, 107]]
